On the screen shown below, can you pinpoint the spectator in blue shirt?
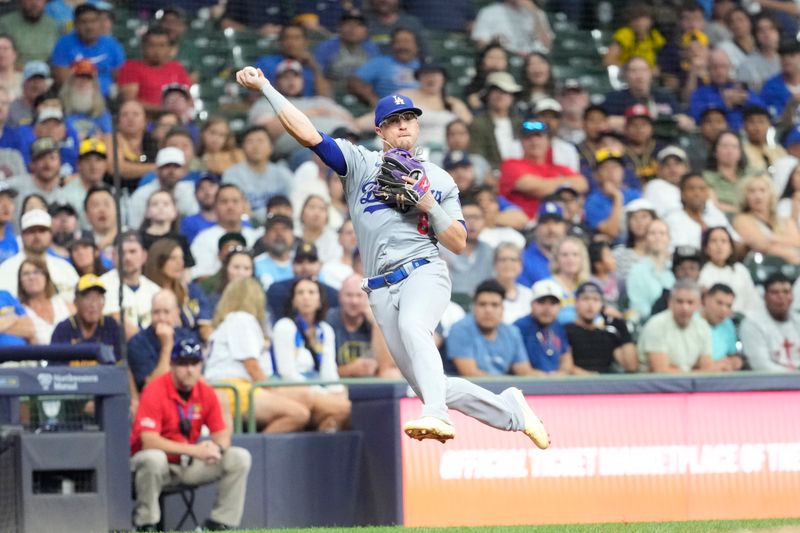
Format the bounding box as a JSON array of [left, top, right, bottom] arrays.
[[518, 200, 568, 287], [585, 149, 642, 243], [701, 283, 744, 371], [403, 0, 476, 32], [49, 4, 125, 97], [127, 288, 199, 391], [348, 27, 420, 106], [314, 10, 380, 86], [51, 273, 121, 361], [513, 279, 576, 374], [0, 289, 35, 345], [256, 24, 330, 98], [0, 182, 18, 263], [761, 39, 800, 126], [689, 48, 764, 131], [446, 279, 538, 376], [180, 173, 220, 244]]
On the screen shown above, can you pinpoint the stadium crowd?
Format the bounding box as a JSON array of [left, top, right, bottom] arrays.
[[0, 0, 799, 445]]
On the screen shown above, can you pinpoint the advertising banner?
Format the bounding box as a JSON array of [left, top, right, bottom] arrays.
[[401, 392, 800, 527]]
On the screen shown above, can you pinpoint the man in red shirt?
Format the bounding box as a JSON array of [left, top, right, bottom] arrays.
[[118, 27, 192, 114], [130, 337, 252, 531], [499, 120, 587, 220]]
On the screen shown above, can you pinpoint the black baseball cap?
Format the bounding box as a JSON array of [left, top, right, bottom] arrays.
[[217, 232, 246, 252], [575, 281, 604, 301], [443, 150, 471, 170], [264, 213, 294, 231], [672, 246, 702, 271], [195, 171, 221, 190], [293, 241, 319, 263]]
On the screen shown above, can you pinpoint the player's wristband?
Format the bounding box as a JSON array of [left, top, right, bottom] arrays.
[[261, 83, 290, 114], [428, 202, 452, 234]]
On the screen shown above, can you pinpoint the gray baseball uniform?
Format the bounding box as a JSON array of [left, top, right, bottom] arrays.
[[333, 138, 525, 430]]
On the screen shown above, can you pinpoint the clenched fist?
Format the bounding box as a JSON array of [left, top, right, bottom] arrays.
[[236, 66, 269, 91]]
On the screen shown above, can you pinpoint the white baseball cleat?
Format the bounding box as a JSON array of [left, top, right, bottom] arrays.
[[509, 387, 550, 449], [403, 416, 455, 443]]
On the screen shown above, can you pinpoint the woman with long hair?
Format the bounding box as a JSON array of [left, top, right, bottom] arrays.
[[703, 130, 752, 214], [517, 52, 556, 115], [204, 277, 311, 433], [613, 201, 657, 280], [402, 63, 472, 148], [464, 43, 509, 110], [69, 237, 107, 276], [698, 226, 762, 314], [296, 195, 342, 265], [143, 238, 212, 340], [272, 277, 351, 432], [492, 242, 533, 324], [199, 117, 245, 175], [547, 236, 590, 325], [204, 249, 255, 311], [17, 258, 73, 344], [732, 174, 800, 264], [625, 219, 675, 322], [138, 189, 195, 267]]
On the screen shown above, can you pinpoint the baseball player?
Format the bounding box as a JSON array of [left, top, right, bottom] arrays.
[[235, 66, 548, 448]]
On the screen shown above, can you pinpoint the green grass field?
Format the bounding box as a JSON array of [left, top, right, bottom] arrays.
[[173, 518, 800, 533]]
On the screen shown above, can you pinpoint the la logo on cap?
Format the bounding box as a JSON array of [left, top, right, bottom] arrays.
[[393, 95, 404, 105]]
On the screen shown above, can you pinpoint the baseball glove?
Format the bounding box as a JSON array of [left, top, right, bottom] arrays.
[[374, 148, 430, 211]]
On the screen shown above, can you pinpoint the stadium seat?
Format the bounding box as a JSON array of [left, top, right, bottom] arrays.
[[744, 252, 800, 285]]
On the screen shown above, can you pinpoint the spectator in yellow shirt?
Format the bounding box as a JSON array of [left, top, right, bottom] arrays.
[[604, 5, 665, 69]]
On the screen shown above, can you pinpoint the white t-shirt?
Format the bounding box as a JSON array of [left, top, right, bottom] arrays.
[[319, 262, 354, 291], [297, 227, 343, 267], [272, 317, 338, 383], [740, 308, 800, 372], [698, 262, 763, 316], [664, 206, 739, 250], [100, 270, 162, 328], [479, 226, 526, 250], [204, 311, 271, 382], [643, 179, 681, 219], [551, 137, 580, 172], [471, 3, 553, 54], [0, 253, 78, 300], [493, 118, 522, 161], [503, 284, 533, 324], [190, 224, 263, 279]]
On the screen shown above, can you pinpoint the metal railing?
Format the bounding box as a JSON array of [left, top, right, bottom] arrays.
[[209, 383, 242, 434]]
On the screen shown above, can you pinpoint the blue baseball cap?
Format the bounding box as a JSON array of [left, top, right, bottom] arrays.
[[374, 94, 422, 127], [521, 120, 549, 136], [443, 150, 471, 170], [171, 336, 204, 363], [537, 200, 564, 222], [785, 126, 800, 147], [195, 171, 221, 190]]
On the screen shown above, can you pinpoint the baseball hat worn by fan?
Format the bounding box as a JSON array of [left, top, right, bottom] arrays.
[[443, 150, 471, 170], [276, 59, 303, 77], [534, 98, 563, 115], [31, 137, 60, 159], [531, 279, 562, 302], [79, 138, 107, 159], [0, 182, 17, 198], [294, 242, 319, 263], [374, 94, 423, 127], [657, 146, 688, 164], [71, 59, 98, 78], [672, 246, 702, 271], [75, 273, 106, 295], [162, 83, 191, 99], [624, 198, 656, 215], [217, 232, 247, 252], [156, 147, 185, 168], [594, 148, 625, 167], [483, 71, 522, 94], [537, 200, 564, 222], [171, 336, 204, 363], [264, 213, 294, 231], [575, 281, 604, 301], [625, 104, 652, 121], [36, 108, 64, 125], [23, 61, 50, 82], [21, 209, 51, 231], [195, 171, 221, 190], [521, 120, 548, 136]]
